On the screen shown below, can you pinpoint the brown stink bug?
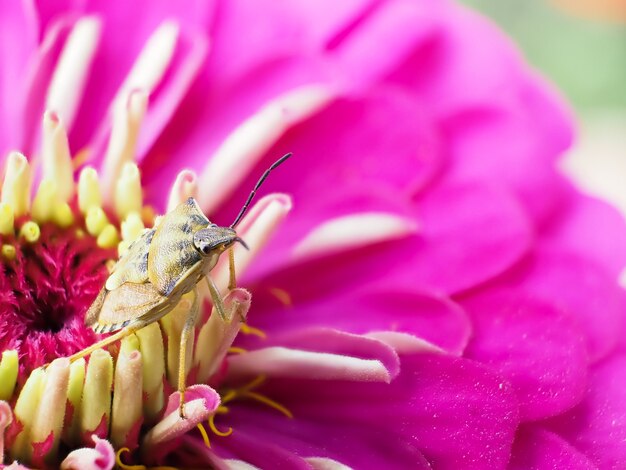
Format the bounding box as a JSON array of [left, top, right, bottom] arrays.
[[67, 153, 292, 417]]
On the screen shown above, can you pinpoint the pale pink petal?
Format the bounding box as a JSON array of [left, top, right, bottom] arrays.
[[60, 435, 115, 470], [142, 384, 220, 457]]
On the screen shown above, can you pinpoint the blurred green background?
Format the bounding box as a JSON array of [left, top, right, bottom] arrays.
[[462, 0, 626, 216]]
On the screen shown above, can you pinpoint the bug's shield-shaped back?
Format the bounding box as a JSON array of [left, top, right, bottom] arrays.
[[85, 282, 169, 333], [148, 198, 209, 296]]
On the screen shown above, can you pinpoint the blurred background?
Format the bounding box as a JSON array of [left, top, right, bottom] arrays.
[[462, 0, 626, 215]]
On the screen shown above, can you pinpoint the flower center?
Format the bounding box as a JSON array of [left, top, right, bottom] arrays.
[[0, 216, 117, 374]]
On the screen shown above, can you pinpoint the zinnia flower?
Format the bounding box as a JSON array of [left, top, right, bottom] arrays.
[[0, 1, 625, 469]]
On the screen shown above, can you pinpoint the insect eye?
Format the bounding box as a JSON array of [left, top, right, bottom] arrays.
[[202, 245, 211, 254]]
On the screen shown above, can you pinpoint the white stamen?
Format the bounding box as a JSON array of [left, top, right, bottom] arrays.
[[306, 457, 352, 470], [112, 21, 179, 112], [227, 347, 391, 383], [102, 90, 147, 203], [167, 169, 198, 212], [212, 194, 292, 292], [293, 212, 418, 260], [42, 111, 74, 202], [365, 332, 443, 355], [1, 152, 31, 217], [223, 461, 261, 470], [46, 17, 101, 129], [198, 85, 335, 213]]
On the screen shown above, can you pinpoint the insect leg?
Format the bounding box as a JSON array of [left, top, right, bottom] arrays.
[[67, 326, 137, 363], [205, 276, 228, 321], [228, 246, 237, 290], [178, 287, 200, 418]]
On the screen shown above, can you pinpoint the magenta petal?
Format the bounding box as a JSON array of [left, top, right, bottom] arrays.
[[548, 353, 626, 468], [493, 247, 626, 362], [0, 0, 39, 155], [214, 421, 430, 470], [244, 286, 470, 355], [59, 0, 214, 152], [254, 353, 518, 468], [509, 425, 596, 470], [462, 290, 588, 421], [231, 88, 440, 207], [258, 180, 532, 299]]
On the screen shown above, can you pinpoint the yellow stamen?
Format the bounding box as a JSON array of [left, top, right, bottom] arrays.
[[268, 287, 293, 307], [32, 178, 59, 223], [97, 223, 119, 249], [53, 202, 75, 228], [10, 368, 45, 462], [80, 349, 113, 437], [208, 414, 233, 437], [19, 221, 40, 243], [0, 350, 18, 400], [241, 391, 293, 419], [75, 228, 85, 239], [1, 152, 31, 217], [85, 206, 109, 236], [121, 212, 144, 242], [115, 162, 143, 220], [1, 245, 16, 261], [239, 323, 267, 339], [227, 347, 247, 355], [78, 166, 102, 214], [0, 203, 14, 236], [220, 390, 237, 404], [116, 448, 146, 470], [196, 422, 211, 448], [63, 358, 85, 443], [216, 405, 230, 414]]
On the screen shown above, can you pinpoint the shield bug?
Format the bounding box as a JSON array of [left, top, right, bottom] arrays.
[[67, 153, 292, 417]]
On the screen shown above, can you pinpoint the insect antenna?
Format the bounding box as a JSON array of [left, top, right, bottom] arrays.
[[230, 152, 292, 228]]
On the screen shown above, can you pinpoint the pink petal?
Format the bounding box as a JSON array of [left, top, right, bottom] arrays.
[[0, 0, 39, 154], [242, 286, 470, 355], [331, 0, 439, 86], [492, 247, 626, 362], [241, 352, 518, 468], [548, 353, 626, 468], [542, 184, 626, 279], [509, 425, 596, 470], [60, 435, 115, 470], [462, 290, 588, 421]]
